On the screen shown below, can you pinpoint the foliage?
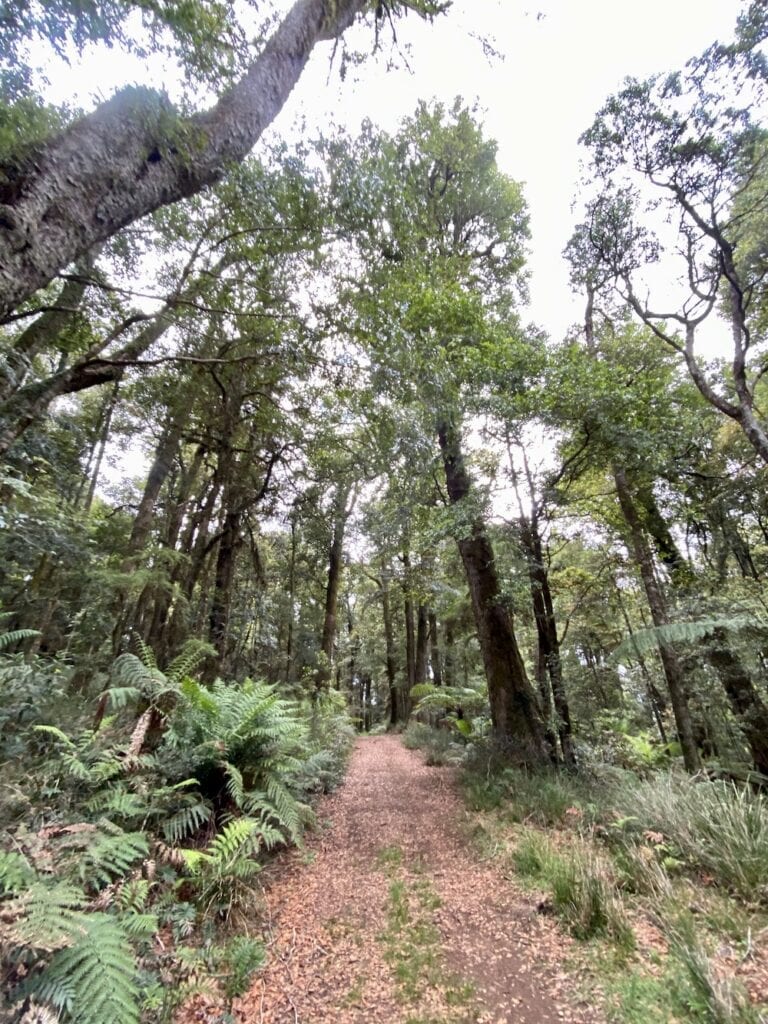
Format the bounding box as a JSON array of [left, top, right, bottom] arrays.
[[608, 775, 768, 903]]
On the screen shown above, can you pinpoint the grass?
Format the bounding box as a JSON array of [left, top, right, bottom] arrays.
[[511, 828, 634, 949], [375, 844, 476, 1021], [402, 723, 463, 767], [608, 775, 768, 904], [460, 763, 768, 1024]]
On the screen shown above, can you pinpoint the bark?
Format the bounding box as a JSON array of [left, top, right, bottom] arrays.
[[284, 516, 298, 686], [707, 630, 768, 776], [0, 308, 173, 458], [78, 381, 119, 511], [402, 549, 415, 717], [443, 618, 456, 687], [437, 417, 549, 764], [613, 465, 701, 771], [380, 570, 400, 726], [317, 484, 351, 690], [519, 516, 576, 769], [415, 604, 429, 685], [615, 581, 668, 744], [0, 0, 368, 321], [428, 610, 442, 687], [640, 486, 768, 772], [208, 509, 243, 669], [0, 249, 98, 401], [126, 413, 186, 569]]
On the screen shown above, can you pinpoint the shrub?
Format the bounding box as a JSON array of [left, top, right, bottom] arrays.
[[401, 722, 462, 766]]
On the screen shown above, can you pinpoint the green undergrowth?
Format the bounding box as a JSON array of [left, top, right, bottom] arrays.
[[460, 758, 768, 1024], [0, 647, 356, 1024], [401, 721, 465, 767], [375, 844, 477, 1022]]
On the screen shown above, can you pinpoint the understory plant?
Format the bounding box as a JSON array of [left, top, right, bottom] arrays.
[[0, 646, 356, 1023]]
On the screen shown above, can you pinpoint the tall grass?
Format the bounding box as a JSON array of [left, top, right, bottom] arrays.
[[610, 775, 768, 903], [512, 829, 634, 949]]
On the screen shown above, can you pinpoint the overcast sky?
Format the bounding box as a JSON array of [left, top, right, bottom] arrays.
[[268, 0, 741, 342], [44, 0, 742, 343]]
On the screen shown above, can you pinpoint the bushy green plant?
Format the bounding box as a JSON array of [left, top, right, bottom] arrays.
[[610, 774, 768, 902], [180, 818, 263, 921], [401, 722, 462, 766], [511, 829, 634, 948]]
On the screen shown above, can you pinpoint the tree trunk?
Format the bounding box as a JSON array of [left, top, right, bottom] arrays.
[[519, 515, 576, 770], [380, 570, 400, 726], [444, 618, 456, 687], [0, 0, 369, 320], [428, 610, 442, 687], [437, 417, 549, 764], [317, 484, 350, 690], [0, 249, 98, 402], [415, 604, 429, 685], [639, 483, 768, 773], [208, 509, 242, 673], [402, 549, 415, 717], [613, 465, 701, 771]]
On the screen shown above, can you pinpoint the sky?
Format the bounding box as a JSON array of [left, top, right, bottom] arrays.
[[40, 0, 742, 346], [267, 0, 742, 342]]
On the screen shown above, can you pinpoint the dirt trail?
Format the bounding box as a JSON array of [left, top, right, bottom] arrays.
[[234, 735, 602, 1024]]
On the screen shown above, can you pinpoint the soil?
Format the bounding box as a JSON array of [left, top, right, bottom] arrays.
[[219, 735, 604, 1024]]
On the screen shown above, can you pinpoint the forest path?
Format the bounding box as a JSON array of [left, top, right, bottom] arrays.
[[234, 735, 601, 1024]]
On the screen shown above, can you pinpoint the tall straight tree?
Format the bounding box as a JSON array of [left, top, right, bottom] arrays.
[[324, 102, 549, 762]]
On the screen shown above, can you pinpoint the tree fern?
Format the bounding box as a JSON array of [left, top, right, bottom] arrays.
[[612, 615, 767, 664], [411, 683, 488, 715]]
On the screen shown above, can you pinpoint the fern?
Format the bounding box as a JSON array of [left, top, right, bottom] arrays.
[[77, 826, 148, 891], [0, 628, 40, 650], [5, 880, 87, 951], [411, 683, 488, 715], [612, 615, 767, 663], [180, 819, 262, 919], [162, 796, 212, 843], [0, 849, 36, 893], [30, 913, 140, 1024]]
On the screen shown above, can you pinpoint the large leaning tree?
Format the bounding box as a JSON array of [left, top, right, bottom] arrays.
[[0, 0, 449, 322]]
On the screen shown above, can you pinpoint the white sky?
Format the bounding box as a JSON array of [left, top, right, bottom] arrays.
[[41, 0, 742, 347]]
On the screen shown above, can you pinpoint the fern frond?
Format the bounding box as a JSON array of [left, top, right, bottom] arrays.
[[0, 849, 36, 894], [29, 913, 139, 1024], [33, 725, 76, 748], [134, 637, 157, 670], [116, 879, 151, 914], [612, 616, 767, 663], [162, 798, 212, 843], [412, 684, 488, 715], [206, 819, 260, 868], [103, 686, 141, 712], [85, 787, 146, 823], [165, 640, 215, 686], [120, 912, 158, 939], [0, 628, 40, 650], [78, 828, 149, 891], [5, 881, 86, 951]]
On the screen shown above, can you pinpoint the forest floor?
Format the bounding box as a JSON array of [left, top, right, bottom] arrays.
[[210, 735, 604, 1024]]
